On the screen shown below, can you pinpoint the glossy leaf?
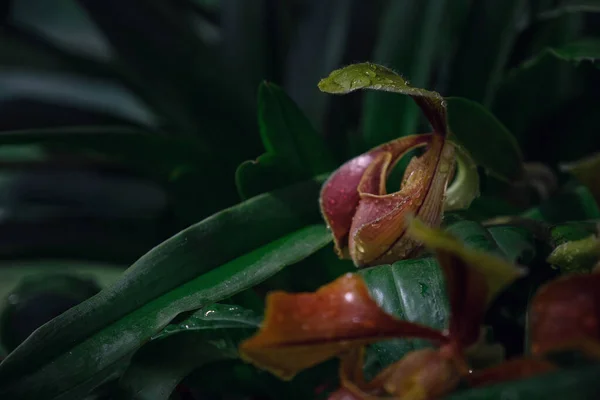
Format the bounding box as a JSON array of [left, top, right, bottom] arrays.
[[360, 258, 450, 371], [361, 219, 531, 373], [446, 97, 524, 182], [409, 219, 525, 305], [236, 83, 335, 199], [239, 274, 446, 380], [318, 62, 447, 135], [118, 304, 260, 400], [362, 0, 449, 147], [0, 178, 331, 399]]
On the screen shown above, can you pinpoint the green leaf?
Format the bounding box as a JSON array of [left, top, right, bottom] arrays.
[[550, 221, 599, 246], [118, 304, 260, 400], [524, 38, 600, 69], [75, 0, 255, 149], [361, 0, 449, 147], [0, 178, 332, 399], [447, 0, 526, 105], [445, 363, 600, 399], [319, 62, 447, 135], [360, 258, 449, 375], [0, 126, 209, 179], [538, 0, 600, 20], [446, 97, 524, 182], [359, 219, 525, 375], [236, 83, 335, 199], [522, 185, 600, 223]]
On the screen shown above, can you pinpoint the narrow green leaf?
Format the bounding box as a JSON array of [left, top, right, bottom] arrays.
[[526, 38, 600, 68], [445, 363, 600, 399], [319, 62, 447, 135], [236, 83, 335, 199], [0, 224, 332, 399], [283, 0, 354, 127], [446, 97, 524, 182], [0, 178, 327, 398], [448, 0, 526, 105], [221, 0, 267, 104], [118, 304, 260, 400], [362, 0, 449, 147], [0, 126, 210, 179], [538, 0, 600, 20]]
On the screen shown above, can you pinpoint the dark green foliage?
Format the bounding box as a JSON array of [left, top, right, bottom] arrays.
[[0, 0, 599, 399]]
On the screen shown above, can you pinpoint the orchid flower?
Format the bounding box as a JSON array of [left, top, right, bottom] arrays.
[[318, 63, 478, 267]]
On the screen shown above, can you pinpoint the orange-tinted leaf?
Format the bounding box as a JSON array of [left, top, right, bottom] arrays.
[[239, 274, 447, 380], [468, 358, 557, 388], [320, 134, 433, 258], [529, 272, 600, 356]]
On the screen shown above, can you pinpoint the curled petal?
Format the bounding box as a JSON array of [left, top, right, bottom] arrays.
[[468, 358, 557, 388], [529, 272, 600, 356], [408, 219, 526, 348], [320, 134, 433, 258], [349, 135, 456, 266], [239, 274, 447, 380]]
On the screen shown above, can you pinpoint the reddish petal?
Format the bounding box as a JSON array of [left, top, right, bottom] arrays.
[[239, 274, 447, 380], [320, 134, 433, 257], [529, 272, 600, 356], [349, 135, 455, 266], [380, 349, 463, 399]]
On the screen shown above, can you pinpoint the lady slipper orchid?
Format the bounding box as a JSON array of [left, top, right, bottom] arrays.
[[318, 63, 477, 267], [239, 218, 524, 399]]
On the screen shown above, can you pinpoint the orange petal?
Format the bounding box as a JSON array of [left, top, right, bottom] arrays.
[[239, 274, 447, 380], [380, 348, 462, 399], [468, 358, 557, 388], [320, 134, 433, 258], [349, 136, 456, 266], [529, 272, 600, 356]]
